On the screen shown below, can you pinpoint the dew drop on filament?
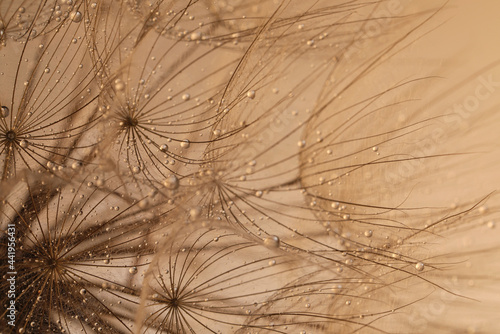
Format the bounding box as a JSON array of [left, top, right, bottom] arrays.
[[264, 236, 280, 248], [163, 175, 179, 190], [19, 140, 29, 148], [1, 106, 9, 118], [70, 11, 83, 23]]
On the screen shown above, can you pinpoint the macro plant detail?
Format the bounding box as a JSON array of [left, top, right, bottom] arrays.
[[1, 0, 500, 333], [0, 1, 104, 181]]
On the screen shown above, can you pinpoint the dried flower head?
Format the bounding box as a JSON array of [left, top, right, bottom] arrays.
[[1, 0, 500, 333]]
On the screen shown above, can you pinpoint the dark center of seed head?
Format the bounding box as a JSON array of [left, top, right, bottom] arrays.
[[124, 116, 138, 127], [169, 297, 180, 308], [6, 130, 16, 141]]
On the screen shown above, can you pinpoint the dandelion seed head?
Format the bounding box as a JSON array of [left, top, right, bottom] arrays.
[[4, 129, 16, 141], [0, 1, 499, 333]]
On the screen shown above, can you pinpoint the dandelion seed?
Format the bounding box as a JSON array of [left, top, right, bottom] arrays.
[[1, 1, 499, 333]]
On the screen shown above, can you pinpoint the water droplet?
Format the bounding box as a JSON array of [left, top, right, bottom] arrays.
[[182, 93, 190, 101], [190, 31, 202, 40], [264, 236, 280, 248], [71, 161, 82, 169], [138, 199, 149, 209], [80, 289, 86, 295], [255, 190, 263, 198], [180, 139, 190, 148], [415, 262, 425, 271], [114, 79, 125, 91], [1, 106, 9, 118], [163, 175, 179, 190], [132, 166, 140, 174], [19, 140, 29, 148], [189, 207, 201, 220], [364, 230, 373, 238], [297, 140, 306, 148], [70, 11, 83, 23], [268, 260, 276, 266], [160, 144, 169, 152], [129, 267, 138, 274], [246, 90, 256, 99]]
